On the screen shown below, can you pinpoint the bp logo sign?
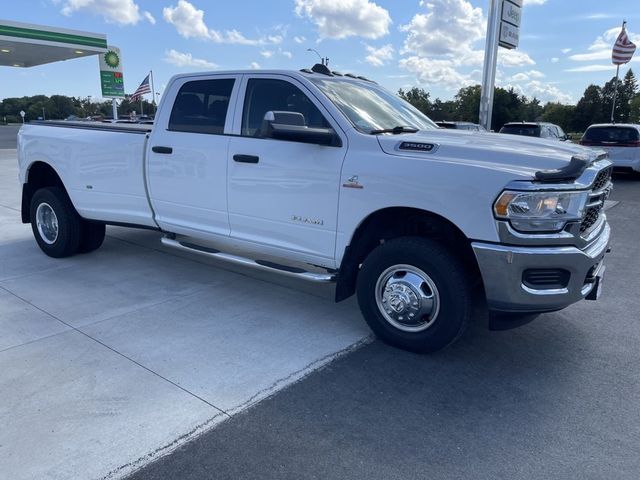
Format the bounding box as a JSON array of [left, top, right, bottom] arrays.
[[104, 50, 120, 69], [99, 45, 125, 98]]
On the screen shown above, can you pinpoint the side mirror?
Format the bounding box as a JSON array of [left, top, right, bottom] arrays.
[[261, 111, 341, 147]]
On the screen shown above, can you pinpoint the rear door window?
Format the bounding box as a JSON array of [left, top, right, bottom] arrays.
[[583, 127, 640, 145], [169, 79, 235, 134]]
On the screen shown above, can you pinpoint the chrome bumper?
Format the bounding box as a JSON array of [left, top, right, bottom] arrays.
[[472, 222, 611, 313]]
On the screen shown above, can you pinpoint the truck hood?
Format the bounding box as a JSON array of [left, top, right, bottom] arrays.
[[376, 129, 602, 179]]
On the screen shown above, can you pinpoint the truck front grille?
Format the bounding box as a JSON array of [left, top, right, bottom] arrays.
[[580, 165, 613, 234], [581, 206, 601, 232], [591, 166, 613, 191]]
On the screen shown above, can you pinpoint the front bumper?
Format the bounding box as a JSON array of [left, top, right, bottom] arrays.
[[472, 221, 610, 313]]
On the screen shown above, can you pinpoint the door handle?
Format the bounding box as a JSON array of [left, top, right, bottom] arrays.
[[152, 146, 173, 154], [233, 154, 259, 164]]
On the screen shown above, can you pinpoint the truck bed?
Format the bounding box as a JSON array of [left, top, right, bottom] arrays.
[[18, 121, 156, 227]]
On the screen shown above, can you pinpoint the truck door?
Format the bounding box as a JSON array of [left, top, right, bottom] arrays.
[[147, 75, 239, 237], [227, 75, 346, 264]]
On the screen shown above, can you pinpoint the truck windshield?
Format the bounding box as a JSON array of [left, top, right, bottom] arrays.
[[309, 77, 438, 134]]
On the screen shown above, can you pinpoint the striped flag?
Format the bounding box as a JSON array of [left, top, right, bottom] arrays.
[[130, 74, 151, 102], [612, 25, 636, 65]]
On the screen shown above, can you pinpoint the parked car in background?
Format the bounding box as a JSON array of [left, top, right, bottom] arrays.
[[580, 124, 640, 174], [436, 121, 486, 131], [500, 122, 568, 141]]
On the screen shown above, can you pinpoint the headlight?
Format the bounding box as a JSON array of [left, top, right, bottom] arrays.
[[494, 190, 589, 233]]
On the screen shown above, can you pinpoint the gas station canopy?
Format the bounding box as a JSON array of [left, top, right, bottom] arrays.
[[0, 19, 106, 68]]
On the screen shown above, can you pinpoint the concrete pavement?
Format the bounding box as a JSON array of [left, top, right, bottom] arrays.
[[0, 148, 370, 480]]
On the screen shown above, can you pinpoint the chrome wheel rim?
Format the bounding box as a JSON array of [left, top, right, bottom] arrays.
[[375, 264, 441, 332], [36, 202, 59, 245]]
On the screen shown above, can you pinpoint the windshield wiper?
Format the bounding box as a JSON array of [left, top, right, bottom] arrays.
[[369, 125, 419, 135]]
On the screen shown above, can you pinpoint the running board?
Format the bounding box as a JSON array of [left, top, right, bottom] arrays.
[[161, 237, 337, 283]]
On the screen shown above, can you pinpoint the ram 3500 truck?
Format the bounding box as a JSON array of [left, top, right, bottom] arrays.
[[17, 66, 612, 353]]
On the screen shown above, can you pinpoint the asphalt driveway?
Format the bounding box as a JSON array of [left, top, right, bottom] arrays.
[[126, 174, 640, 480]]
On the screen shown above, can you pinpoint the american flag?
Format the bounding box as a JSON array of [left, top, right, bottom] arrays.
[[612, 25, 636, 65], [130, 74, 151, 102]]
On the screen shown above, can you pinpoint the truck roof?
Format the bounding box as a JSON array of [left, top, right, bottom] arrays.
[[169, 64, 376, 84]]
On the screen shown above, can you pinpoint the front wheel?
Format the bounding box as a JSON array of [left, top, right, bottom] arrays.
[[356, 237, 473, 353]]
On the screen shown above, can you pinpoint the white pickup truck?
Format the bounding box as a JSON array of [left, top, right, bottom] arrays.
[[17, 65, 612, 353]]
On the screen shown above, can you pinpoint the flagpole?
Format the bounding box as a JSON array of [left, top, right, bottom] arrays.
[[149, 70, 157, 117], [611, 64, 620, 123]]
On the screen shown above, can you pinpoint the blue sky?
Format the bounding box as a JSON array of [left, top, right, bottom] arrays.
[[2, 0, 639, 104]]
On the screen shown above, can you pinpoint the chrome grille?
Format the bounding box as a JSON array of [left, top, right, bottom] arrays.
[[592, 166, 613, 191], [580, 206, 601, 232], [580, 165, 613, 233]]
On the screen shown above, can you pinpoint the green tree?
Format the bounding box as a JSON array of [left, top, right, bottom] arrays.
[[630, 94, 640, 123], [542, 103, 576, 132], [454, 85, 481, 122], [573, 85, 603, 132], [398, 87, 432, 115]]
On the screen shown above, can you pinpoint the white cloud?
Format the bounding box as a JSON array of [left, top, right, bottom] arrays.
[[294, 36, 306, 44], [498, 49, 536, 67], [164, 49, 216, 68], [143, 11, 156, 24], [400, 0, 484, 57], [163, 0, 211, 39], [249, 62, 261, 69], [561, 48, 572, 54], [569, 27, 640, 62], [524, 0, 548, 4], [510, 73, 529, 82], [551, 57, 559, 63], [163, 0, 281, 45], [505, 80, 573, 104], [582, 13, 617, 20], [525, 80, 573, 103], [509, 70, 544, 83], [59, 0, 152, 25], [260, 49, 293, 59], [294, 0, 391, 40], [526, 69, 545, 78], [398, 0, 537, 92], [397, 0, 548, 101], [364, 44, 394, 67], [565, 65, 616, 72], [399, 56, 475, 91]]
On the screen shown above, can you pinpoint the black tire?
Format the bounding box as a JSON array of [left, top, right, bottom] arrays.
[[30, 186, 81, 258], [356, 237, 473, 353], [78, 220, 106, 253]]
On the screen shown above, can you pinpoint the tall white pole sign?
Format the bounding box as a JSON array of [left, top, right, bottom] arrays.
[[479, 0, 522, 131]]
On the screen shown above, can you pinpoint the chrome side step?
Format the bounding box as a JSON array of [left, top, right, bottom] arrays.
[[161, 237, 337, 283]]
